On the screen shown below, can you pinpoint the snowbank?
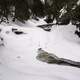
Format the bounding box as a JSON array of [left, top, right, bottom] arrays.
[[0, 20, 80, 80]]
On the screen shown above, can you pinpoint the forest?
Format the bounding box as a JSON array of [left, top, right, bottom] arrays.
[[0, 0, 80, 24]]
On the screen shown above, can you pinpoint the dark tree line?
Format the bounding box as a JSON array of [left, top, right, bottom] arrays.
[[0, 0, 45, 23], [0, 0, 80, 24]]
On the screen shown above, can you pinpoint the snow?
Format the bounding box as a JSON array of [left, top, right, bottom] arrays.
[[0, 20, 80, 80], [77, 0, 80, 5]]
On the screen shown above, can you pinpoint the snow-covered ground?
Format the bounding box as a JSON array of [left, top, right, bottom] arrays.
[[0, 19, 80, 80]]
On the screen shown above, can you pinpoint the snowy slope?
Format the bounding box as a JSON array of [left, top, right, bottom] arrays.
[[0, 20, 80, 80]]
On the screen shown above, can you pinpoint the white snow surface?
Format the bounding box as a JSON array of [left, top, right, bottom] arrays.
[[0, 20, 80, 80]]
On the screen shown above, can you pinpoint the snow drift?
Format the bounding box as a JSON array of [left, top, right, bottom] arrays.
[[0, 20, 80, 80]]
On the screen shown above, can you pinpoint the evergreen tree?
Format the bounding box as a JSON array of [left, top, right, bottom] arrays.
[[30, 0, 44, 18], [14, 0, 30, 22]]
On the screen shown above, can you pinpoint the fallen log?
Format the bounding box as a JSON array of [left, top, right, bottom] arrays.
[[36, 48, 80, 68], [37, 23, 56, 28], [37, 23, 56, 32]]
